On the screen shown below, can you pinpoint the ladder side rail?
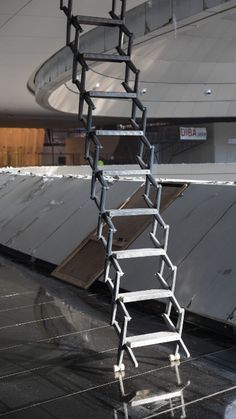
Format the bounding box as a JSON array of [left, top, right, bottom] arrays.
[[150, 227, 169, 250], [136, 144, 154, 169], [149, 233, 161, 249], [78, 67, 87, 119], [111, 0, 117, 16], [71, 16, 83, 32], [111, 271, 121, 324], [110, 0, 126, 20], [156, 272, 171, 290], [144, 179, 162, 210], [100, 234, 107, 250], [109, 256, 124, 276], [124, 35, 134, 84], [117, 316, 129, 368], [149, 145, 155, 171], [139, 134, 152, 149], [133, 70, 140, 94], [119, 301, 132, 321], [105, 226, 116, 256], [86, 105, 93, 133], [120, 0, 127, 20], [163, 225, 170, 251], [142, 107, 147, 135], [66, 0, 73, 45], [136, 154, 149, 170], [136, 138, 152, 167], [117, 24, 131, 53], [156, 181, 162, 210], [72, 34, 81, 84], [115, 320, 139, 371], [99, 185, 109, 213], [85, 133, 102, 163]]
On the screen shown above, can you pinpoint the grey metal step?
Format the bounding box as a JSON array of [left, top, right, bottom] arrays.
[[126, 331, 180, 348], [94, 130, 143, 136], [112, 248, 165, 259], [107, 208, 158, 217], [101, 169, 150, 177], [119, 289, 173, 303], [130, 389, 183, 406], [75, 15, 124, 27], [88, 91, 136, 99], [82, 53, 130, 62]]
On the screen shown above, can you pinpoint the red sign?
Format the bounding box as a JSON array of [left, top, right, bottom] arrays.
[[180, 127, 207, 140]]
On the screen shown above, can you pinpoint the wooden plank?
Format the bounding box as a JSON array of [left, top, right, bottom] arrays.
[[52, 183, 188, 289]]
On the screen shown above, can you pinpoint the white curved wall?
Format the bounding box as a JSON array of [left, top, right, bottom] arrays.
[[35, 0, 236, 119]]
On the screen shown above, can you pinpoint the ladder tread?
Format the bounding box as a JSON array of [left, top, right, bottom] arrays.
[[126, 331, 180, 348], [76, 15, 124, 26], [112, 248, 165, 259], [101, 169, 150, 176], [119, 289, 173, 303], [130, 389, 183, 406], [107, 208, 158, 217], [88, 91, 136, 99], [94, 130, 143, 136], [82, 53, 130, 62]]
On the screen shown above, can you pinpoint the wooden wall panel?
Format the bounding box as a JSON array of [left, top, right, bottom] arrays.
[[0, 128, 44, 167]]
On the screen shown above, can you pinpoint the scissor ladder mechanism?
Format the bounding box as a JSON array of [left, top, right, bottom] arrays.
[[60, 0, 190, 371]]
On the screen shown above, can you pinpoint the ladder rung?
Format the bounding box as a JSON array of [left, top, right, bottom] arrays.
[[94, 130, 143, 136], [131, 389, 183, 406], [119, 289, 173, 303], [76, 15, 124, 27], [88, 91, 136, 99], [112, 248, 165, 259], [101, 169, 150, 176], [82, 53, 130, 62], [107, 208, 158, 217], [126, 331, 180, 348]]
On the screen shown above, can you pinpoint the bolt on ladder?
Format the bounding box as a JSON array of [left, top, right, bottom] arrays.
[[60, 0, 190, 371]]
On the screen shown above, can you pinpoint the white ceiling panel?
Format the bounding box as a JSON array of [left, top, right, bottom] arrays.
[[18, 0, 63, 17], [0, 15, 65, 38], [0, 36, 63, 54], [0, 0, 29, 14], [0, 15, 12, 27]]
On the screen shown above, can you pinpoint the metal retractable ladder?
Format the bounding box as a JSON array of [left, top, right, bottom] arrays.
[[60, 0, 190, 371]]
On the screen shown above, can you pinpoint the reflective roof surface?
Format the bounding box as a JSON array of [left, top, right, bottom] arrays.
[[0, 254, 235, 418]]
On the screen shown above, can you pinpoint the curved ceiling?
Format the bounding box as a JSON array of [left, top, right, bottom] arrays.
[[40, 0, 236, 119], [1, 0, 236, 126], [0, 0, 144, 127]]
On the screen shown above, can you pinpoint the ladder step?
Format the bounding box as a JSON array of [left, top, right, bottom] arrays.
[[119, 289, 173, 303], [101, 169, 150, 177], [88, 91, 136, 99], [130, 389, 183, 406], [112, 248, 165, 259], [126, 331, 180, 348], [107, 208, 158, 217], [94, 130, 143, 136], [82, 53, 130, 63], [76, 15, 124, 27]]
